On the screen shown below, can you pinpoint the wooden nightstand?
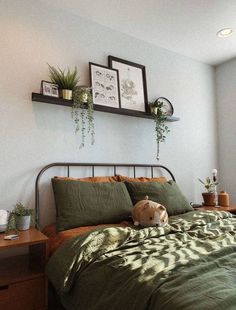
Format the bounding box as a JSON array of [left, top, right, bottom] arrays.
[[195, 205, 236, 215], [0, 228, 48, 310]]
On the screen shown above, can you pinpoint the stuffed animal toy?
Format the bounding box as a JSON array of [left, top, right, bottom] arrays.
[[132, 196, 168, 227]]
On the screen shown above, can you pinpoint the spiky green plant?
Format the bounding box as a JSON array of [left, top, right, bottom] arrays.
[[48, 64, 79, 90], [149, 99, 170, 160]]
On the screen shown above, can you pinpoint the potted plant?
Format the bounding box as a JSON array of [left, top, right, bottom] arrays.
[[48, 64, 79, 99], [149, 99, 170, 160], [72, 86, 95, 148], [12, 203, 33, 231], [199, 169, 219, 206]]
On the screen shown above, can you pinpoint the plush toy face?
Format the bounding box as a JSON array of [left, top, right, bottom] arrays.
[[132, 196, 168, 227]]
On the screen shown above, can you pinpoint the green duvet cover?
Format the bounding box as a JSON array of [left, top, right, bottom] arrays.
[[46, 211, 236, 310]]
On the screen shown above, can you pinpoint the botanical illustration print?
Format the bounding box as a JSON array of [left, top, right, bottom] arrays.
[[92, 65, 119, 108], [112, 61, 145, 112], [121, 68, 137, 104]]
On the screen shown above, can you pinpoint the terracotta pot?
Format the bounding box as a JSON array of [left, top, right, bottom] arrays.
[[202, 193, 217, 206], [218, 191, 230, 206]]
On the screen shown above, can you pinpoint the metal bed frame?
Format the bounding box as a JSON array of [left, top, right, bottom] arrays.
[[35, 162, 175, 227]]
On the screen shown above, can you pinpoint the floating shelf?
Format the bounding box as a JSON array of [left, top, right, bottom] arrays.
[[32, 93, 180, 122]]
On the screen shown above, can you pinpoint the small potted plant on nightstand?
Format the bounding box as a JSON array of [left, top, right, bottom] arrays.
[[12, 203, 34, 231], [199, 169, 219, 206]]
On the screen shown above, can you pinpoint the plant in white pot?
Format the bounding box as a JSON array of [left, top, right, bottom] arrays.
[[48, 64, 79, 100], [13, 203, 33, 231]]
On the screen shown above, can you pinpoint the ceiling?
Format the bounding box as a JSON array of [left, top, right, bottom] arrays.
[[44, 0, 236, 65]]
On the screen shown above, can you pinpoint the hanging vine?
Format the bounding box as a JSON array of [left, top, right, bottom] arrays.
[[149, 99, 170, 160], [72, 87, 95, 149]]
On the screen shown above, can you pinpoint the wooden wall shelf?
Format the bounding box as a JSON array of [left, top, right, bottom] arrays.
[[32, 93, 180, 122]]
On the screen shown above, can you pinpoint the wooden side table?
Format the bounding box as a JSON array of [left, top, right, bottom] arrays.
[[0, 228, 48, 310], [195, 205, 236, 215]]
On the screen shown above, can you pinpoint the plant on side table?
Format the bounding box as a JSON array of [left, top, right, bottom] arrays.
[[199, 169, 219, 206], [12, 202, 34, 231], [149, 99, 170, 160]]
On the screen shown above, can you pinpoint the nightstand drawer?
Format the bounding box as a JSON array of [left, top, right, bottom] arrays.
[[0, 276, 47, 310]]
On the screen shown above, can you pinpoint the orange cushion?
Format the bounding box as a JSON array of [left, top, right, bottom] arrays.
[[54, 176, 119, 182], [43, 221, 131, 257], [117, 175, 167, 183]]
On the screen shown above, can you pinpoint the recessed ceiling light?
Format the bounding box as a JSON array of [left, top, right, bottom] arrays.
[[217, 28, 233, 38]]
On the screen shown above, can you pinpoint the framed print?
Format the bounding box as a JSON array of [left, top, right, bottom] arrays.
[[89, 62, 120, 108], [41, 80, 59, 97], [108, 56, 148, 112]]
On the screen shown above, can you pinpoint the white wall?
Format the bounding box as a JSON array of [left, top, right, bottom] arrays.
[[215, 58, 236, 204], [0, 0, 217, 223]]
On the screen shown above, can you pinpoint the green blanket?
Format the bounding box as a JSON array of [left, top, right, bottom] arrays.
[[46, 211, 236, 310]]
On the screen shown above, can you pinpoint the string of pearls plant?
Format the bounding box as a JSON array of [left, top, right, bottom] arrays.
[[149, 99, 170, 160], [72, 87, 95, 149], [48, 64, 95, 148]]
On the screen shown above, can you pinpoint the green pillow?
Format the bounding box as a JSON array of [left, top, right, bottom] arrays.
[[52, 179, 133, 231], [125, 180, 193, 216]]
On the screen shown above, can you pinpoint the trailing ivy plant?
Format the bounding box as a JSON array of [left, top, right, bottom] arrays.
[[72, 87, 95, 149], [149, 99, 170, 160]]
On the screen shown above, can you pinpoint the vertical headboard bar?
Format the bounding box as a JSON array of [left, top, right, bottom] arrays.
[[151, 166, 154, 178], [35, 163, 175, 229]]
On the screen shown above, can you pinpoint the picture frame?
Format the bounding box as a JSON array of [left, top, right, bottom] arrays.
[[89, 62, 120, 109], [41, 80, 59, 97], [108, 56, 148, 112]]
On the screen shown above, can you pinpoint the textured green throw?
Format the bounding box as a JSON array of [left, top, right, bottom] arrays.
[[46, 211, 236, 310]]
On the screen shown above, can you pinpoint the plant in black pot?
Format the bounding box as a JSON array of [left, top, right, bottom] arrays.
[[199, 169, 219, 206], [12, 203, 34, 231], [48, 64, 79, 100]]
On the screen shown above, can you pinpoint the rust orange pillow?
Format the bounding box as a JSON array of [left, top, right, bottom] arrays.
[[117, 175, 167, 183], [54, 176, 118, 182]]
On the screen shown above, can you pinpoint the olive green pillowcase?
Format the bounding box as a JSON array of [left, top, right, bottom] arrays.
[[52, 178, 133, 231], [125, 180, 193, 216]]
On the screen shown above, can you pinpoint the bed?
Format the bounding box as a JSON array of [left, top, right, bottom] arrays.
[[36, 163, 236, 310]]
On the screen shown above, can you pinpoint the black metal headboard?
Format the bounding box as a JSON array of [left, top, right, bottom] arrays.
[[35, 162, 175, 227]]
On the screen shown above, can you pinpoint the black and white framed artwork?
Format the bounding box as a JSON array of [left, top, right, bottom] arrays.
[[89, 62, 120, 108]]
